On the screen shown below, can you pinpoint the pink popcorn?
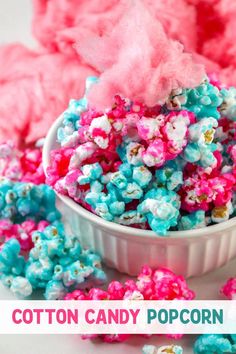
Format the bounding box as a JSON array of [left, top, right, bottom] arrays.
[[0, 142, 45, 184], [20, 148, 45, 184], [88, 115, 112, 149], [0, 219, 49, 251], [221, 277, 236, 300], [162, 111, 196, 158], [142, 139, 166, 167], [180, 163, 235, 213], [46, 147, 74, 186], [137, 266, 195, 300], [137, 116, 163, 141], [69, 142, 97, 169], [64, 265, 194, 342]]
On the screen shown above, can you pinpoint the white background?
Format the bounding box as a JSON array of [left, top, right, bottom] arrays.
[[0, 0, 236, 353]]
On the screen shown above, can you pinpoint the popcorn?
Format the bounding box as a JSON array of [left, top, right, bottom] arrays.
[[220, 87, 236, 121], [0, 219, 49, 251], [179, 165, 235, 214], [47, 75, 236, 235], [221, 277, 236, 300], [0, 142, 45, 184], [184, 118, 218, 168], [142, 345, 183, 354], [178, 210, 206, 230], [138, 189, 180, 235], [0, 179, 61, 223], [182, 79, 223, 119], [193, 334, 236, 354], [0, 223, 106, 299]]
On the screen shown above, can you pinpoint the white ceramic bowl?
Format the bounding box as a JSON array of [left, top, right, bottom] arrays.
[[43, 114, 236, 277]]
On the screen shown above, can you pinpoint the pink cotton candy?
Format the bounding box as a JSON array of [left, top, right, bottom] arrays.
[[0, 44, 95, 145], [76, 1, 205, 109]]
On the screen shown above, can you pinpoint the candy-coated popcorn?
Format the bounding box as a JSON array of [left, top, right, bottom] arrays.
[[138, 189, 180, 235], [182, 79, 223, 120], [136, 266, 195, 300], [0, 179, 61, 223], [0, 142, 45, 184], [184, 118, 218, 168], [9, 276, 33, 298], [0, 217, 106, 299], [0, 239, 25, 276], [179, 165, 235, 214], [221, 277, 236, 300], [25, 223, 106, 299], [0, 219, 49, 251], [142, 345, 183, 354], [220, 87, 236, 121], [65, 265, 194, 342], [193, 334, 236, 354], [178, 211, 206, 230]]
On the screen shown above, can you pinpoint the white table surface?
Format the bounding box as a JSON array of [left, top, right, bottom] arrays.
[[0, 1, 235, 353]]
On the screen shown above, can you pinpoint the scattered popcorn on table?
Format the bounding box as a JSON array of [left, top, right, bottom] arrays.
[[0, 179, 61, 223], [0, 219, 49, 251], [0, 178, 106, 299], [142, 344, 183, 354], [193, 334, 236, 354], [64, 265, 194, 342], [46, 76, 236, 236], [221, 277, 236, 300], [0, 142, 45, 184], [0, 222, 106, 299]]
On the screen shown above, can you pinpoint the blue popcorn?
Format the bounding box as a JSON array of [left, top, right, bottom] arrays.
[[155, 162, 183, 191], [193, 334, 236, 354], [121, 182, 143, 200], [9, 276, 32, 298], [183, 79, 223, 120], [77, 163, 103, 185], [183, 118, 218, 168], [133, 166, 152, 188], [0, 239, 25, 276], [122, 142, 144, 166], [119, 162, 133, 178], [110, 171, 128, 189], [115, 210, 146, 226], [178, 210, 206, 230], [95, 203, 113, 221], [0, 222, 106, 299], [0, 179, 61, 223], [44, 280, 67, 300], [138, 188, 180, 235], [25, 223, 107, 299], [109, 201, 125, 216], [142, 345, 183, 354], [220, 87, 236, 120]]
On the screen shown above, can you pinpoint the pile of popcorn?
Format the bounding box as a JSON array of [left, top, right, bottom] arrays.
[[47, 77, 236, 235], [0, 141, 45, 184], [0, 178, 106, 299]]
